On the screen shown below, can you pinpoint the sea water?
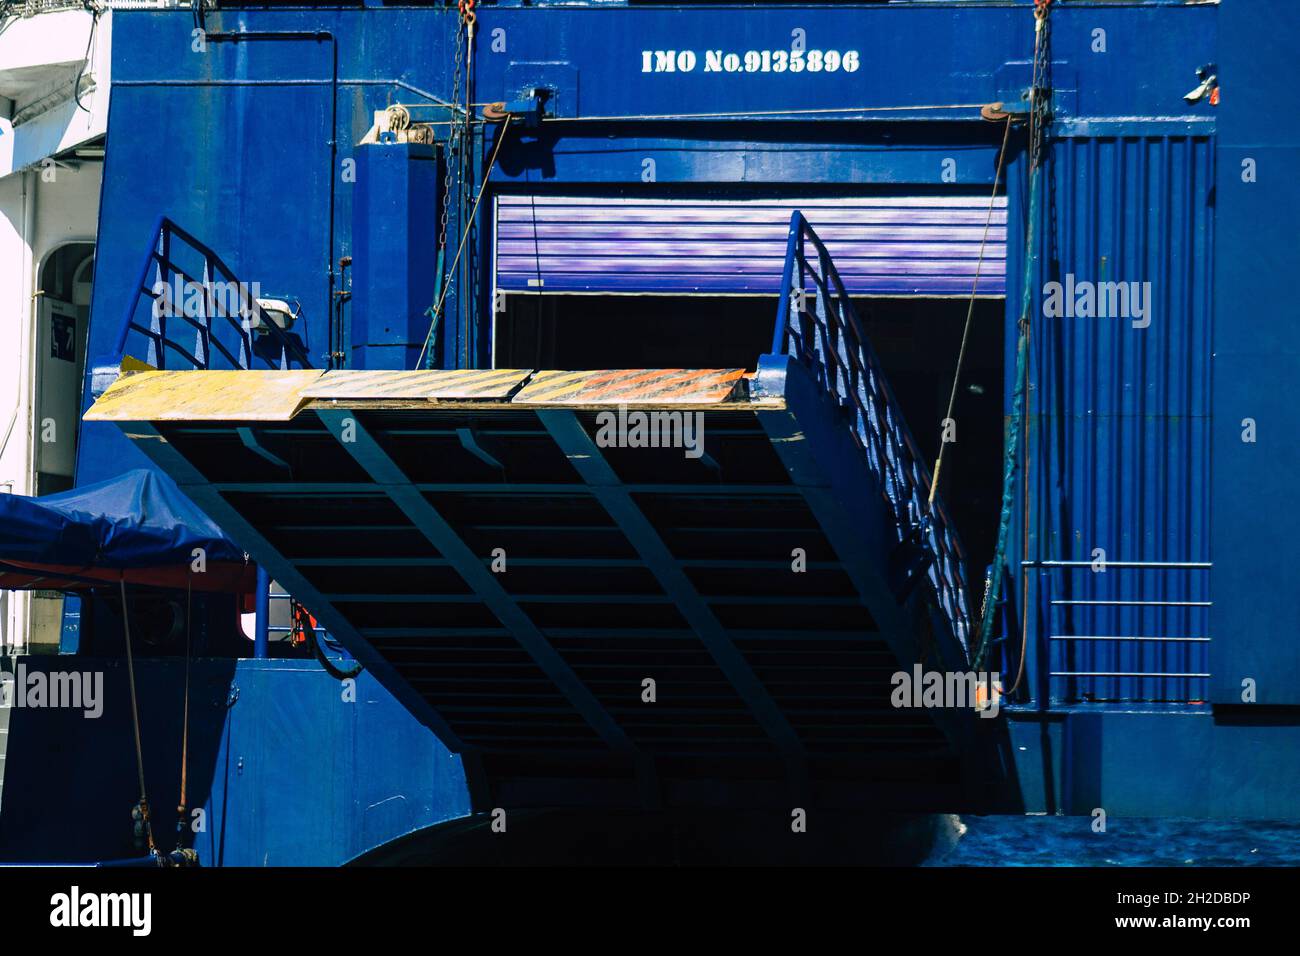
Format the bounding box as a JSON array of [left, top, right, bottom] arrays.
[[928, 815, 1300, 866]]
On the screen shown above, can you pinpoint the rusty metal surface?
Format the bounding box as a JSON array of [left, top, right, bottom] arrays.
[[84, 367, 760, 424], [511, 368, 746, 406], [302, 368, 534, 401]]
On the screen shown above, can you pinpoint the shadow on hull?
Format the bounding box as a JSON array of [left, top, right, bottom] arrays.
[[351, 808, 969, 866]]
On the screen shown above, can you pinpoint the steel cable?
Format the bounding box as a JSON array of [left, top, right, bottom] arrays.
[[119, 577, 155, 854]]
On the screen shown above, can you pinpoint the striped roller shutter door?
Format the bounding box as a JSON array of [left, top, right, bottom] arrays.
[[494, 195, 1006, 297]]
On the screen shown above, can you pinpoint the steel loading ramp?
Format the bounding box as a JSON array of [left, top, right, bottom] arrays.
[[87, 359, 986, 810]]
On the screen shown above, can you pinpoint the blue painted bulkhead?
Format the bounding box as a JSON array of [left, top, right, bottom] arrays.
[[1209, 2, 1300, 706], [351, 143, 442, 370], [0, 658, 469, 865], [16, 0, 1294, 866]]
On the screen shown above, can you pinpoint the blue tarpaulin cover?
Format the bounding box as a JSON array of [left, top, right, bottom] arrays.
[[0, 469, 251, 592]]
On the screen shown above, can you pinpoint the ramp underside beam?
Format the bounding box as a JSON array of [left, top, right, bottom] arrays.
[[538, 409, 808, 777], [116, 421, 472, 757], [316, 407, 638, 758]]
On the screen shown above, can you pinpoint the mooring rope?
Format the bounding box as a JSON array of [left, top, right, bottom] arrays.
[[119, 576, 156, 854], [176, 572, 192, 849], [928, 112, 1014, 508], [540, 103, 993, 123]]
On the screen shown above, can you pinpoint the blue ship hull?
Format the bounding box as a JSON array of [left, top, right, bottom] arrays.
[[0, 658, 468, 866]]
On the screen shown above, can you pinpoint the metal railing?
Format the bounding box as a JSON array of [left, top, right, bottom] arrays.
[[773, 211, 974, 652], [115, 216, 313, 371], [1024, 559, 1212, 705]]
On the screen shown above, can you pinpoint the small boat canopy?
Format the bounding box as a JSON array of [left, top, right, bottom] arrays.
[[0, 469, 252, 593]]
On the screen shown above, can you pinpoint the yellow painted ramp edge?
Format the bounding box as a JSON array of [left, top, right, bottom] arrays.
[[84, 369, 326, 423]]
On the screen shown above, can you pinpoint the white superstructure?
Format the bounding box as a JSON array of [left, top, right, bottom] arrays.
[[0, 2, 112, 651]]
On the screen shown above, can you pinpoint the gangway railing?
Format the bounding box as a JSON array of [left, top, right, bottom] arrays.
[[115, 216, 313, 371], [773, 211, 973, 653]]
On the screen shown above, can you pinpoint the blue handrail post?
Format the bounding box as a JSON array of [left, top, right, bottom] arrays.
[[771, 211, 804, 354], [254, 566, 270, 659]]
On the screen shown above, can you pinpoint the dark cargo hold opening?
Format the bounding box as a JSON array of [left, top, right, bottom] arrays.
[[495, 294, 775, 371], [857, 297, 1005, 580], [494, 293, 1004, 576]]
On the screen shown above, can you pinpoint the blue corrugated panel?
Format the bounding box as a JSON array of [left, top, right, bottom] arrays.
[[495, 195, 1006, 296], [1011, 134, 1215, 705]]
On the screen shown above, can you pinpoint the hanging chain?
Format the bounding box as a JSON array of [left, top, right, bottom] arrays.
[[462, 2, 477, 369], [428, 3, 476, 369], [1029, 0, 1052, 172], [437, 12, 466, 268]]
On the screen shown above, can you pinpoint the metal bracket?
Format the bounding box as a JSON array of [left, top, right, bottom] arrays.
[[483, 88, 549, 128]]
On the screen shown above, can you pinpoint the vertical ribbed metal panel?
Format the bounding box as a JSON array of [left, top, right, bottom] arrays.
[[1017, 135, 1214, 704], [495, 195, 1006, 296]]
